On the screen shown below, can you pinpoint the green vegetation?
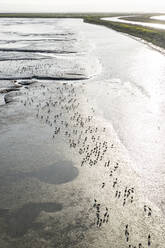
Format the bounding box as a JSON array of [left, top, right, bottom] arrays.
[[0, 12, 165, 50], [83, 16, 165, 50]]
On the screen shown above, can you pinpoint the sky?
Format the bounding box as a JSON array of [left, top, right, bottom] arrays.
[[1, 0, 165, 13]]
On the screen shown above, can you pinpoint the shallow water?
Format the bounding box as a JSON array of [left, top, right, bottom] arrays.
[[1, 202, 62, 237], [82, 21, 165, 208], [102, 16, 165, 30], [0, 18, 100, 83], [0, 18, 165, 247], [0, 161, 78, 185], [151, 15, 165, 21]]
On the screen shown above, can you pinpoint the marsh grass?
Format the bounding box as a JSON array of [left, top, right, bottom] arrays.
[[83, 16, 165, 50]]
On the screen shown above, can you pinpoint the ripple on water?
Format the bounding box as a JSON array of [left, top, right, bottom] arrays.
[[0, 160, 79, 185], [0, 202, 62, 237], [28, 160, 79, 185]]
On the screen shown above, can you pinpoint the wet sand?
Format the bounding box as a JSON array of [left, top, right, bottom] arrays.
[[0, 18, 165, 247], [0, 79, 164, 247]]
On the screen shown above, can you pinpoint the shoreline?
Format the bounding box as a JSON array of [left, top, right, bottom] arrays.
[[83, 16, 165, 51], [1, 75, 165, 247], [0, 12, 165, 53], [0, 17, 165, 247]]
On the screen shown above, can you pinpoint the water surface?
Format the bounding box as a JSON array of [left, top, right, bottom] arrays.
[[102, 16, 165, 30], [0, 18, 165, 247]]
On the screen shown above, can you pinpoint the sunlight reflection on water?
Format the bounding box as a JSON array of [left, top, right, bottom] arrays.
[[102, 16, 165, 30]]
